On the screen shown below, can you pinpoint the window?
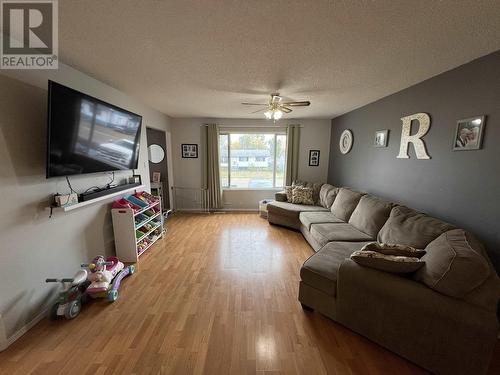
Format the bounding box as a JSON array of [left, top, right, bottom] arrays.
[[219, 132, 287, 189]]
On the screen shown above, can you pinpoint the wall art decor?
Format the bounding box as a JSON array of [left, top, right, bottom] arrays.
[[374, 130, 389, 147], [308, 150, 320, 166], [152, 172, 161, 183], [397, 113, 431, 159], [453, 116, 485, 151], [339, 129, 353, 154], [181, 143, 198, 158]]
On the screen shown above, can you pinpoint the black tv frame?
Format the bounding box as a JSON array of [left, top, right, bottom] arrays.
[[46, 80, 143, 178]]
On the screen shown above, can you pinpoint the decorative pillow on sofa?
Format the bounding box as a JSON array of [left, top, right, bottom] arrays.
[[351, 250, 425, 273], [361, 242, 426, 258], [291, 186, 314, 205], [284, 186, 293, 202], [413, 229, 490, 298]]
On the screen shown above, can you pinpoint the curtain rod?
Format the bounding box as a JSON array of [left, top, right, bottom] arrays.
[[199, 124, 303, 128]]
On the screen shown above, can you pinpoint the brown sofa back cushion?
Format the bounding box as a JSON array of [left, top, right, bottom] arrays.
[[414, 229, 491, 299], [377, 206, 455, 249], [348, 195, 393, 237], [330, 188, 364, 222], [319, 184, 337, 208]]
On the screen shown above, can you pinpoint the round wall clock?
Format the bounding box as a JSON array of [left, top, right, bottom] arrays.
[[339, 129, 353, 154]]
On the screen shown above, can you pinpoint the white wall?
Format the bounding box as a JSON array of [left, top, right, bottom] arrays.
[[170, 118, 331, 210], [0, 65, 171, 343]]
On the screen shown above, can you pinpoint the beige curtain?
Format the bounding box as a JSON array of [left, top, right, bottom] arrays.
[[286, 124, 300, 185], [204, 124, 222, 209]]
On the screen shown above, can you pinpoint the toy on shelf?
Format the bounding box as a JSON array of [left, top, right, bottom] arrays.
[[134, 191, 159, 204], [112, 198, 141, 213], [46, 269, 90, 320], [81, 256, 135, 302]]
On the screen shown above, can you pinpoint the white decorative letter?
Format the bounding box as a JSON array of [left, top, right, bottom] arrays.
[[397, 113, 431, 159]]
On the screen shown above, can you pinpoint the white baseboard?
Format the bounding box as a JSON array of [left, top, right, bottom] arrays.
[[0, 309, 47, 352]]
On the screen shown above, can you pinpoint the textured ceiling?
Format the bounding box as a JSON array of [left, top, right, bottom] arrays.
[[58, 1, 500, 119]]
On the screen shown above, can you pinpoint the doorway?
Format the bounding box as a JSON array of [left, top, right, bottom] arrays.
[[146, 127, 170, 210]]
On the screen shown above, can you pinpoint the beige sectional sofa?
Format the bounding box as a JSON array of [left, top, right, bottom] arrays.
[[267, 184, 500, 375]]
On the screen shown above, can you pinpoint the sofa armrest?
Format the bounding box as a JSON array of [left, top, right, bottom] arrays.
[[275, 191, 287, 202], [336, 259, 498, 375]]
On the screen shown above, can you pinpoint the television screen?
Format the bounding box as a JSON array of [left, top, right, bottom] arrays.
[[46, 81, 142, 178]]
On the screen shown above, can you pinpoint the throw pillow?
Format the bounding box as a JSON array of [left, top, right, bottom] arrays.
[[284, 186, 293, 202], [351, 250, 425, 273], [291, 186, 314, 205], [361, 242, 426, 258]]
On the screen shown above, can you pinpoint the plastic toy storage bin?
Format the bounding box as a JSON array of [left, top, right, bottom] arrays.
[[111, 193, 163, 262]]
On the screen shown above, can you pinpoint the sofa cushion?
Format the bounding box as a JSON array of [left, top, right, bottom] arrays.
[[300, 241, 372, 296], [319, 184, 337, 208], [268, 201, 328, 230], [310, 223, 374, 248], [330, 188, 365, 221], [348, 195, 393, 237], [267, 201, 328, 214], [299, 211, 344, 230], [414, 229, 491, 298], [377, 206, 455, 249], [351, 250, 425, 273]]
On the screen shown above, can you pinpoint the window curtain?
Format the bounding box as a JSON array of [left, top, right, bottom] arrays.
[[285, 124, 300, 185], [203, 124, 222, 210]]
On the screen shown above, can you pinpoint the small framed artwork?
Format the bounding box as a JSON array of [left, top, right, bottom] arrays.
[[181, 143, 198, 158], [309, 150, 320, 166], [453, 116, 486, 151], [374, 129, 389, 148], [152, 172, 161, 183]]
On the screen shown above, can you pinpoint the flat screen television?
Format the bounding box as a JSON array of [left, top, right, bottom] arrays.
[[46, 81, 142, 178]]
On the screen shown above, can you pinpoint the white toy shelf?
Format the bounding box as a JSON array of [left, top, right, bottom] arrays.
[[111, 194, 164, 262]]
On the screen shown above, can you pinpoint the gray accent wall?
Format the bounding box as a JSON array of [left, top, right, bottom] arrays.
[[328, 51, 500, 269]]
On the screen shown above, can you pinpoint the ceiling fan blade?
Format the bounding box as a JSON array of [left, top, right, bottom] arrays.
[[250, 108, 268, 114], [280, 106, 292, 113], [282, 101, 311, 106], [242, 102, 268, 106]]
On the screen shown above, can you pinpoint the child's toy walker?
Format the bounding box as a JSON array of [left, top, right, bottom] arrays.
[[81, 256, 135, 302]]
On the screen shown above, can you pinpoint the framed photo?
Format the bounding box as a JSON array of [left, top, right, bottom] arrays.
[[152, 172, 161, 183], [453, 116, 486, 151], [309, 150, 320, 166], [181, 143, 198, 158], [374, 129, 389, 148]]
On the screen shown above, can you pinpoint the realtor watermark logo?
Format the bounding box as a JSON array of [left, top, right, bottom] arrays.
[[1, 0, 58, 69]]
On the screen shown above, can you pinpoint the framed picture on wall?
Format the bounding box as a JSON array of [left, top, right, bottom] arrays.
[[181, 143, 198, 158], [152, 172, 161, 183], [453, 116, 486, 151], [374, 129, 389, 147], [309, 150, 320, 166]]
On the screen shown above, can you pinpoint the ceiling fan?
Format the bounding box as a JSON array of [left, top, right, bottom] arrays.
[[242, 93, 311, 121]]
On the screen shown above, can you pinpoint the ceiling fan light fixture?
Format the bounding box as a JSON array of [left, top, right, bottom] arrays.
[[273, 110, 283, 120], [264, 110, 273, 119]]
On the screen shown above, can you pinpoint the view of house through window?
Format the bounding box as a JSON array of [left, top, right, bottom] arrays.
[[219, 133, 287, 188]]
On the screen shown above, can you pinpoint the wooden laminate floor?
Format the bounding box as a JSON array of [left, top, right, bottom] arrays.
[[0, 213, 498, 374]]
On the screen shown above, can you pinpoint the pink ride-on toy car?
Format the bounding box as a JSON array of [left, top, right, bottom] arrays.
[[81, 256, 134, 302]]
